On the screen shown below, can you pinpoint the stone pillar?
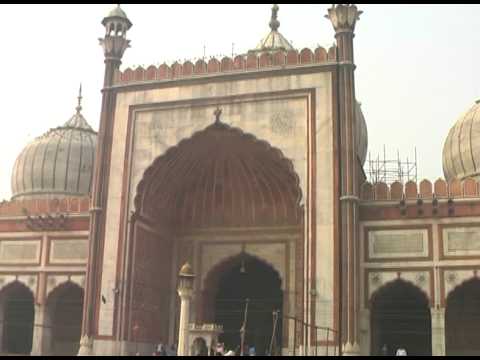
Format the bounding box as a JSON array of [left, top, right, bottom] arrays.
[[177, 263, 195, 356], [431, 308, 446, 356], [358, 309, 370, 356], [178, 292, 192, 356], [325, 4, 363, 356], [79, 5, 132, 356], [31, 304, 52, 356]]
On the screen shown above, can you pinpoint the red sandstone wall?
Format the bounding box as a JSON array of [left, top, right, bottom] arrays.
[[360, 178, 480, 201], [0, 197, 90, 216], [114, 46, 337, 85], [127, 221, 173, 344]]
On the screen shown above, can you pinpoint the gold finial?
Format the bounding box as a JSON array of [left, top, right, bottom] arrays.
[[269, 4, 280, 31], [76, 83, 83, 114], [214, 107, 222, 123]]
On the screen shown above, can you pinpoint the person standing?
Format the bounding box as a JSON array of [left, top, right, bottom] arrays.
[[381, 344, 388, 356]]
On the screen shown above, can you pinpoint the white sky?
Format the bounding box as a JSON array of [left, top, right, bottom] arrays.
[[0, 4, 479, 201]]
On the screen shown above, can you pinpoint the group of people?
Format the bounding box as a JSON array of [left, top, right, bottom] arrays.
[[153, 343, 177, 356], [213, 343, 257, 356], [381, 344, 408, 356]]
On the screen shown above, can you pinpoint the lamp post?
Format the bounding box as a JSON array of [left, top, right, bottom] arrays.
[[177, 262, 195, 356], [133, 322, 140, 355]]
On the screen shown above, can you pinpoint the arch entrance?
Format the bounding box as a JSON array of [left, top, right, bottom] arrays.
[[47, 282, 84, 356], [446, 278, 480, 356], [370, 279, 431, 356], [127, 120, 304, 347], [207, 254, 283, 355], [0, 282, 34, 355]]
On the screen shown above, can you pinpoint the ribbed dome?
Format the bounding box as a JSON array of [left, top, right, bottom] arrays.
[[356, 101, 368, 166], [443, 100, 480, 181], [11, 89, 97, 200]]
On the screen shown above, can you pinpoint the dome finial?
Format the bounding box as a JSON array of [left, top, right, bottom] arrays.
[[76, 83, 83, 114], [269, 4, 280, 31]]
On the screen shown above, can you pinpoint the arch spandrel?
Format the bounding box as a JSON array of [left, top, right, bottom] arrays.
[[443, 270, 479, 300], [45, 275, 85, 300], [200, 249, 285, 292], [0, 275, 37, 300], [128, 98, 309, 215], [45, 279, 85, 302], [367, 271, 432, 307]]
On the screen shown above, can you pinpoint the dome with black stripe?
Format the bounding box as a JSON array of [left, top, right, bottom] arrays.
[[10, 86, 97, 200]]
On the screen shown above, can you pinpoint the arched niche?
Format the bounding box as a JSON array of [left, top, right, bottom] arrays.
[[445, 277, 480, 356], [202, 254, 283, 356], [0, 281, 35, 355], [45, 281, 84, 356], [369, 279, 432, 356]]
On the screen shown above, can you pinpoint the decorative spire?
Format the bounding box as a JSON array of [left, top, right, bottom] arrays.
[[269, 4, 280, 31], [76, 83, 83, 114], [214, 107, 222, 124]]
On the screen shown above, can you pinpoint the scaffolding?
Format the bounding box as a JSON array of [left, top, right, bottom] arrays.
[[366, 146, 418, 184]]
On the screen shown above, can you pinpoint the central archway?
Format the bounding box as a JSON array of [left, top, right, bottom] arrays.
[[370, 279, 431, 356], [127, 120, 304, 347], [208, 255, 283, 355]]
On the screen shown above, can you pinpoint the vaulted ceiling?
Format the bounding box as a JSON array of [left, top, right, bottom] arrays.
[[135, 121, 303, 230]]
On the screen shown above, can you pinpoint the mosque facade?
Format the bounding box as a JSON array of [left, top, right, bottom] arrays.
[[0, 4, 478, 356]]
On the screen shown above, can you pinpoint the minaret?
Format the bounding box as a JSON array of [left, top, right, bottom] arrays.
[[78, 4, 132, 356], [325, 4, 362, 356]]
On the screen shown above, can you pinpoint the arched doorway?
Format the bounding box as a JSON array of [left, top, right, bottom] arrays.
[[370, 279, 431, 356], [47, 282, 84, 356], [446, 278, 480, 356], [209, 255, 283, 355], [127, 119, 304, 346], [0, 282, 34, 354]]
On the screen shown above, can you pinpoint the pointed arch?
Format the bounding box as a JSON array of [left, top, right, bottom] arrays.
[[445, 277, 480, 355], [370, 279, 431, 356], [134, 121, 303, 230]]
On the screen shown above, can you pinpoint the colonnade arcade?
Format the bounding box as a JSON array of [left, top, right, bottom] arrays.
[[365, 277, 480, 356], [126, 120, 305, 354], [0, 280, 84, 355]]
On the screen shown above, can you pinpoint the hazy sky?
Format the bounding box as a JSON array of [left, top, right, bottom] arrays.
[[0, 4, 479, 201]]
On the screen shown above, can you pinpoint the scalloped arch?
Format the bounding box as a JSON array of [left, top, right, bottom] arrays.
[[134, 121, 303, 229], [202, 251, 283, 292], [45, 280, 84, 301], [445, 275, 480, 301], [370, 278, 430, 307], [0, 280, 35, 299]]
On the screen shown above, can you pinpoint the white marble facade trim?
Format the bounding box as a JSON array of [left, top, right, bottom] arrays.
[[98, 72, 333, 336]]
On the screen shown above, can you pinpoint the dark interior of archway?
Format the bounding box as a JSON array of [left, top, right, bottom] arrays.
[[3, 285, 34, 354], [214, 257, 283, 355], [446, 278, 480, 356], [370, 280, 431, 356], [52, 285, 84, 356]]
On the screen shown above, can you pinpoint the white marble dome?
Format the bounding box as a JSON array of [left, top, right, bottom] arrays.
[[443, 100, 480, 181], [11, 92, 97, 200], [355, 101, 368, 166]]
